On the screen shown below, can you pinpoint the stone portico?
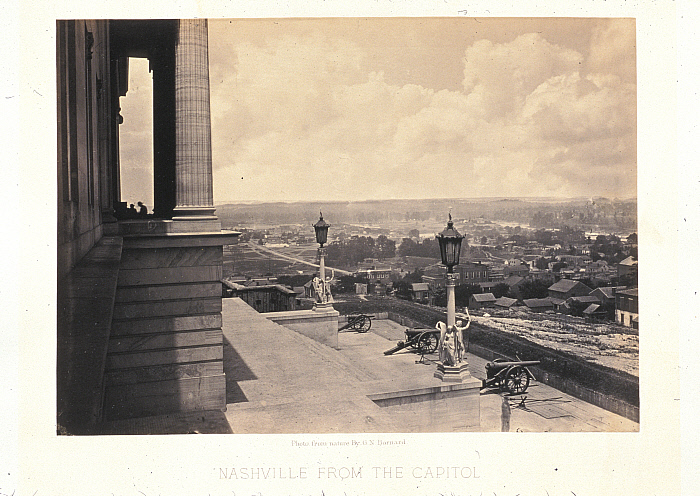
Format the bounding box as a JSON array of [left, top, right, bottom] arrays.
[[57, 20, 238, 432]]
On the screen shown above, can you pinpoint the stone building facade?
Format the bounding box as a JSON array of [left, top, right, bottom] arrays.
[[57, 20, 238, 433]]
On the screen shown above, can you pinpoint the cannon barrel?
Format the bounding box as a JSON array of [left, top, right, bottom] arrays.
[[485, 360, 540, 371]]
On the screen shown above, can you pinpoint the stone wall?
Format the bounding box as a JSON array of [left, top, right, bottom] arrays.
[[102, 236, 227, 420], [266, 308, 340, 349]]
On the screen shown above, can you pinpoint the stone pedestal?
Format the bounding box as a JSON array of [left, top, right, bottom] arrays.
[[313, 301, 335, 312], [266, 308, 340, 349], [434, 362, 473, 383], [368, 377, 482, 431]]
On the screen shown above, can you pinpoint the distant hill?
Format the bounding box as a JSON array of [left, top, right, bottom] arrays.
[[214, 197, 636, 231]]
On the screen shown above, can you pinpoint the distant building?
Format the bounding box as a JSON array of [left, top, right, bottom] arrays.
[[548, 279, 593, 300], [503, 263, 530, 278], [523, 298, 554, 313], [410, 283, 429, 303], [583, 303, 607, 321], [468, 293, 497, 310], [549, 298, 567, 312], [502, 275, 526, 299], [566, 295, 603, 314], [556, 254, 591, 267], [567, 295, 602, 306], [488, 264, 506, 281], [618, 256, 638, 279], [422, 264, 449, 288], [494, 296, 518, 309], [615, 288, 639, 328], [526, 268, 555, 284], [589, 286, 625, 305], [222, 281, 297, 313], [355, 263, 392, 282], [479, 281, 499, 293], [456, 261, 489, 284]]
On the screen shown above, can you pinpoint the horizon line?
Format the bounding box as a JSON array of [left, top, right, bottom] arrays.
[[214, 195, 638, 206]]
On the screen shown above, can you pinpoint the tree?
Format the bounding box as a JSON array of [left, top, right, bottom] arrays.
[[627, 232, 638, 244], [568, 299, 590, 317], [335, 274, 368, 294], [519, 279, 550, 299], [455, 283, 482, 307], [398, 237, 441, 258], [535, 257, 550, 270], [600, 300, 615, 320], [393, 280, 412, 300], [276, 274, 313, 288], [376, 234, 396, 259], [398, 238, 418, 257], [408, 229, 420, 238], [552, 262, 567, 273], [432, 287, 447, 307], [534, 229, 554, 245], [493, 283, 511, 298], [509, 234, 526, 246], [402, 268, 424, 283]]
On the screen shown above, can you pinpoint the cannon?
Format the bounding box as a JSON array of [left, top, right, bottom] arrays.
[[338, 314, 373, 333], [482, 358, 540, 394], [384, 328, 439, 356]]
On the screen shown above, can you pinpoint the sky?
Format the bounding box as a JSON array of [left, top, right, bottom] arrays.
[[119, 17, 636, 206]]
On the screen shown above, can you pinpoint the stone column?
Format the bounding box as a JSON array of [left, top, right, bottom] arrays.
[[151, 48, 176, 219], [172, 19, 218, 226]]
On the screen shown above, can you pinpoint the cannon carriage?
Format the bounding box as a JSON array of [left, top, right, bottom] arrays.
[[383, 328, 440, 356], [482, 358, 540, 394], [338, 314, 374, 333]]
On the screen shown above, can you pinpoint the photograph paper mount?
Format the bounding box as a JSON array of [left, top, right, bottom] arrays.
[[11, 1, 688, 495]]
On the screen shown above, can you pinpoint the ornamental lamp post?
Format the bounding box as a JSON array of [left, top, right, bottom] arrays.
[[436, 213, 464, 329], [313, 211, 330, 247], [313, 212, 331, 308], [434, 212, 473, 384]]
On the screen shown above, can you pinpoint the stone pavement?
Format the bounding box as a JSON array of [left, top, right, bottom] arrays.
[[99, 298, 638, 434]]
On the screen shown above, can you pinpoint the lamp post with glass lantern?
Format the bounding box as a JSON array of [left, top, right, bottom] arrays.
[[434, 213, 471, 382], [313, 212, 332, 309], [436, 213, 464, 329]]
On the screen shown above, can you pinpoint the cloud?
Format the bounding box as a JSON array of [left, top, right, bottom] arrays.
[[588, 18, 636, 83], [118, 21, 636, 203], [462, 33, 583, 119]]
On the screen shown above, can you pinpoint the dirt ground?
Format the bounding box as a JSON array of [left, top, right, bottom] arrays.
[[469, 309, 639, 377]]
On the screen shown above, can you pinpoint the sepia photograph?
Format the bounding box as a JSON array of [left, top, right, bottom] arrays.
[[10, 0, 689, 495], [57, 17, 638, 436]]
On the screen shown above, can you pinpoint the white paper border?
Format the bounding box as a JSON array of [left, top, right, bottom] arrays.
[[8, 0, 690, 494]]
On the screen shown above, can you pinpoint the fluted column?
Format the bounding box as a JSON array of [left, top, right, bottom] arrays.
[[172, 19, 217, 221]]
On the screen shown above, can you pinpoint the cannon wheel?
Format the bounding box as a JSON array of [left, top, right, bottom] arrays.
[[503, 366, 530, 394], [417, 332, 438, 354], [351, 315, 371, 333]]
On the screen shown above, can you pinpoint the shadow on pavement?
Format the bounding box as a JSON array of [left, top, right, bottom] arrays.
[[223, 335, 256, 404]]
